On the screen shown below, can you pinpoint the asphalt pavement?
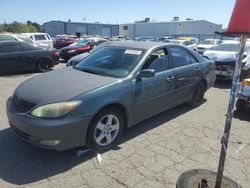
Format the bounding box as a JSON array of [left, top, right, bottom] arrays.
[[0, 64, 249, 188]]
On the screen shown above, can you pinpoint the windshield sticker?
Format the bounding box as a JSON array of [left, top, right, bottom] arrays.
[[125, 49, 142, 55]]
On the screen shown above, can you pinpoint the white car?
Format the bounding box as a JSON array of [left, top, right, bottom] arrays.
[[171, 40, 198, 51], [0, 33, 48, 48], [21, 33, 53, 49], [203, 41, 250, 80], [197, 39, 219, 54]]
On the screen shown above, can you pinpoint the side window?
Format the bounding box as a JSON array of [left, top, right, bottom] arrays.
[[169, 46, 197, 68], [142, 48, 170, 73], [45, 34, 51, 40], [0, 44, 21, 54], [34, 35, 47, 41]]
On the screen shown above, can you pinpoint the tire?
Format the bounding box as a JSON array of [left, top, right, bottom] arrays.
[[188, 81, 206, 107], [86, 107, 125, 152], [236, 99, 245, 112], [37, 59, 53, 72]]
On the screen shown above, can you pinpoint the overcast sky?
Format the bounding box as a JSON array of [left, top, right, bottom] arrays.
[[1, 0, 235, 28]]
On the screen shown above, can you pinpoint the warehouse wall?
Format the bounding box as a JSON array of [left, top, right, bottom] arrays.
[[135, 22, 176, 37], [118, 20, 222, 38], [44, 21, 119, 37], [175, 20, 222, 35], [119, 24, 135, 39], [44, 21, 65, 37]]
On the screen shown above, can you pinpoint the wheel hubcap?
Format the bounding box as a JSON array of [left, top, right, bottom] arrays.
[[40, 62, 51, 71], [94, 114, 120, 146]]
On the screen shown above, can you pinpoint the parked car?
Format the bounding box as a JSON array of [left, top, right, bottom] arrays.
[[203, 41, 250, 80], [66, 42, 106, 67], [177, 37, 199, 44], [53, 35, 78, 49], [171, 40, 198, 51], [197, 39, 219, 54], [0, 33, 48, 48], [0, 41, 59, 73], [21, 33, 53, 49], [59, 37, 108, 60], [241, 54, 250, 81], [66, 52, 90, 67], [6, 41, 215, 151]]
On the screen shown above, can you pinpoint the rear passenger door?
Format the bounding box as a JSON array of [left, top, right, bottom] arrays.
[[132, 48, 175, 122], [168, 46, 201, 101], [0, 43, 23, 73]]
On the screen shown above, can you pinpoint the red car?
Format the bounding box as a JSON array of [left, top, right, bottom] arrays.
[[59, 38, 108, 60], [53, 35, 78, 49]]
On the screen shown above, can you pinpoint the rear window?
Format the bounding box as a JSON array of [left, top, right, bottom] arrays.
[[0, 35, 16, 41], [33, 35, 47, 41]]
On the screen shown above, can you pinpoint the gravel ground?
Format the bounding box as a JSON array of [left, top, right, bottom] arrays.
[[0, 64, 249, 188]]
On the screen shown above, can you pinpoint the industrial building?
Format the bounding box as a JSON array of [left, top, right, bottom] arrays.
[[44, 19, 222, 40], [119, 19, 223, 40], [44, 21, 119, 37]]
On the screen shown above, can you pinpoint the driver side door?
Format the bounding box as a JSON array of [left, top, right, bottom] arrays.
[[132, 48, 175, 123]]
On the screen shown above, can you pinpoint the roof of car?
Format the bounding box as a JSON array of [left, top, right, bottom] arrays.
[[0, 41, 25, 45], [101, 41, 170, 50]]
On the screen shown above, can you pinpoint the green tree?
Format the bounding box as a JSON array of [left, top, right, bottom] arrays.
[[6, 21, 29, 33], [31, 22, 42, 32], [28, 25, 37, 32], [0, 21, 40, 33]]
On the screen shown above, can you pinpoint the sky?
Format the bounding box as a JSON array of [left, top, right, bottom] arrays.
[[1, 0, 236, 28]]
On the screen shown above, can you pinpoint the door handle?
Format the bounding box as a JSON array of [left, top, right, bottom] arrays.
[[166, 76, 175, 82], [195, 67, 201, 72]]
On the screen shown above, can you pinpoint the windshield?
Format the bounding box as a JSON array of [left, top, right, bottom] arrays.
[[75, 47, 145, 78], [17, 36, 34, 45], [213, 43, 250, 52], [77, 39, 93, 46]]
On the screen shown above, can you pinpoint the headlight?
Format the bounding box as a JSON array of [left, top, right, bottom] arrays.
[[30, 101, 81, 118], [68, 49, 76, 53]]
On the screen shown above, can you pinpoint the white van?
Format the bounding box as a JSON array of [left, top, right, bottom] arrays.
[[21, 33, 53, 48]]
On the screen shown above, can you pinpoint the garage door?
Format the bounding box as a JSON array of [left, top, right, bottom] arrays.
[[102, 27, 111, 37], [76, 26, 87, 33]]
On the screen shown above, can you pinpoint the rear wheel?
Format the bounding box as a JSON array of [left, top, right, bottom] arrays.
[[37, 59, 53, 72], [86, 107, 125, 152], [188, 81, 206, 107]]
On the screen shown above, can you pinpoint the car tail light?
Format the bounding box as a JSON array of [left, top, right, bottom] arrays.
[[52, 51, 59, 56]]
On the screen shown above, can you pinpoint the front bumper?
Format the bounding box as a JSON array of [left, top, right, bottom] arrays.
[[215, 65, 234, 80], [6, 97, 94, 151]]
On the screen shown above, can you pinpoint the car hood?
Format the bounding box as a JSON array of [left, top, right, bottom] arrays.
[[69, 52, 90, 63], [203, 50, 237, 62], [14, 68, 119, 106], [197, 44, 213, 49], [61, 44, 90, 51]]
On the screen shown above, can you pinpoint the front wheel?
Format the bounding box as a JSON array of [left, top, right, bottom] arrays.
[[86, 107, 125, 152], [37, 59, 53, 72], [188, 81, 206, 107]]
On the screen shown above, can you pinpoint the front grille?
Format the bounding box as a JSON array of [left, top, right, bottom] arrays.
[[215, 61, 235, 66], [10, 124, 30, 140], [198, 47, 205, 50], [12, 95, 36, 112], [215, 65, 229, 71]]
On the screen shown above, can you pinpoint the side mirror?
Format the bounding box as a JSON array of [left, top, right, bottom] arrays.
[[137, 69, 155, 79]]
